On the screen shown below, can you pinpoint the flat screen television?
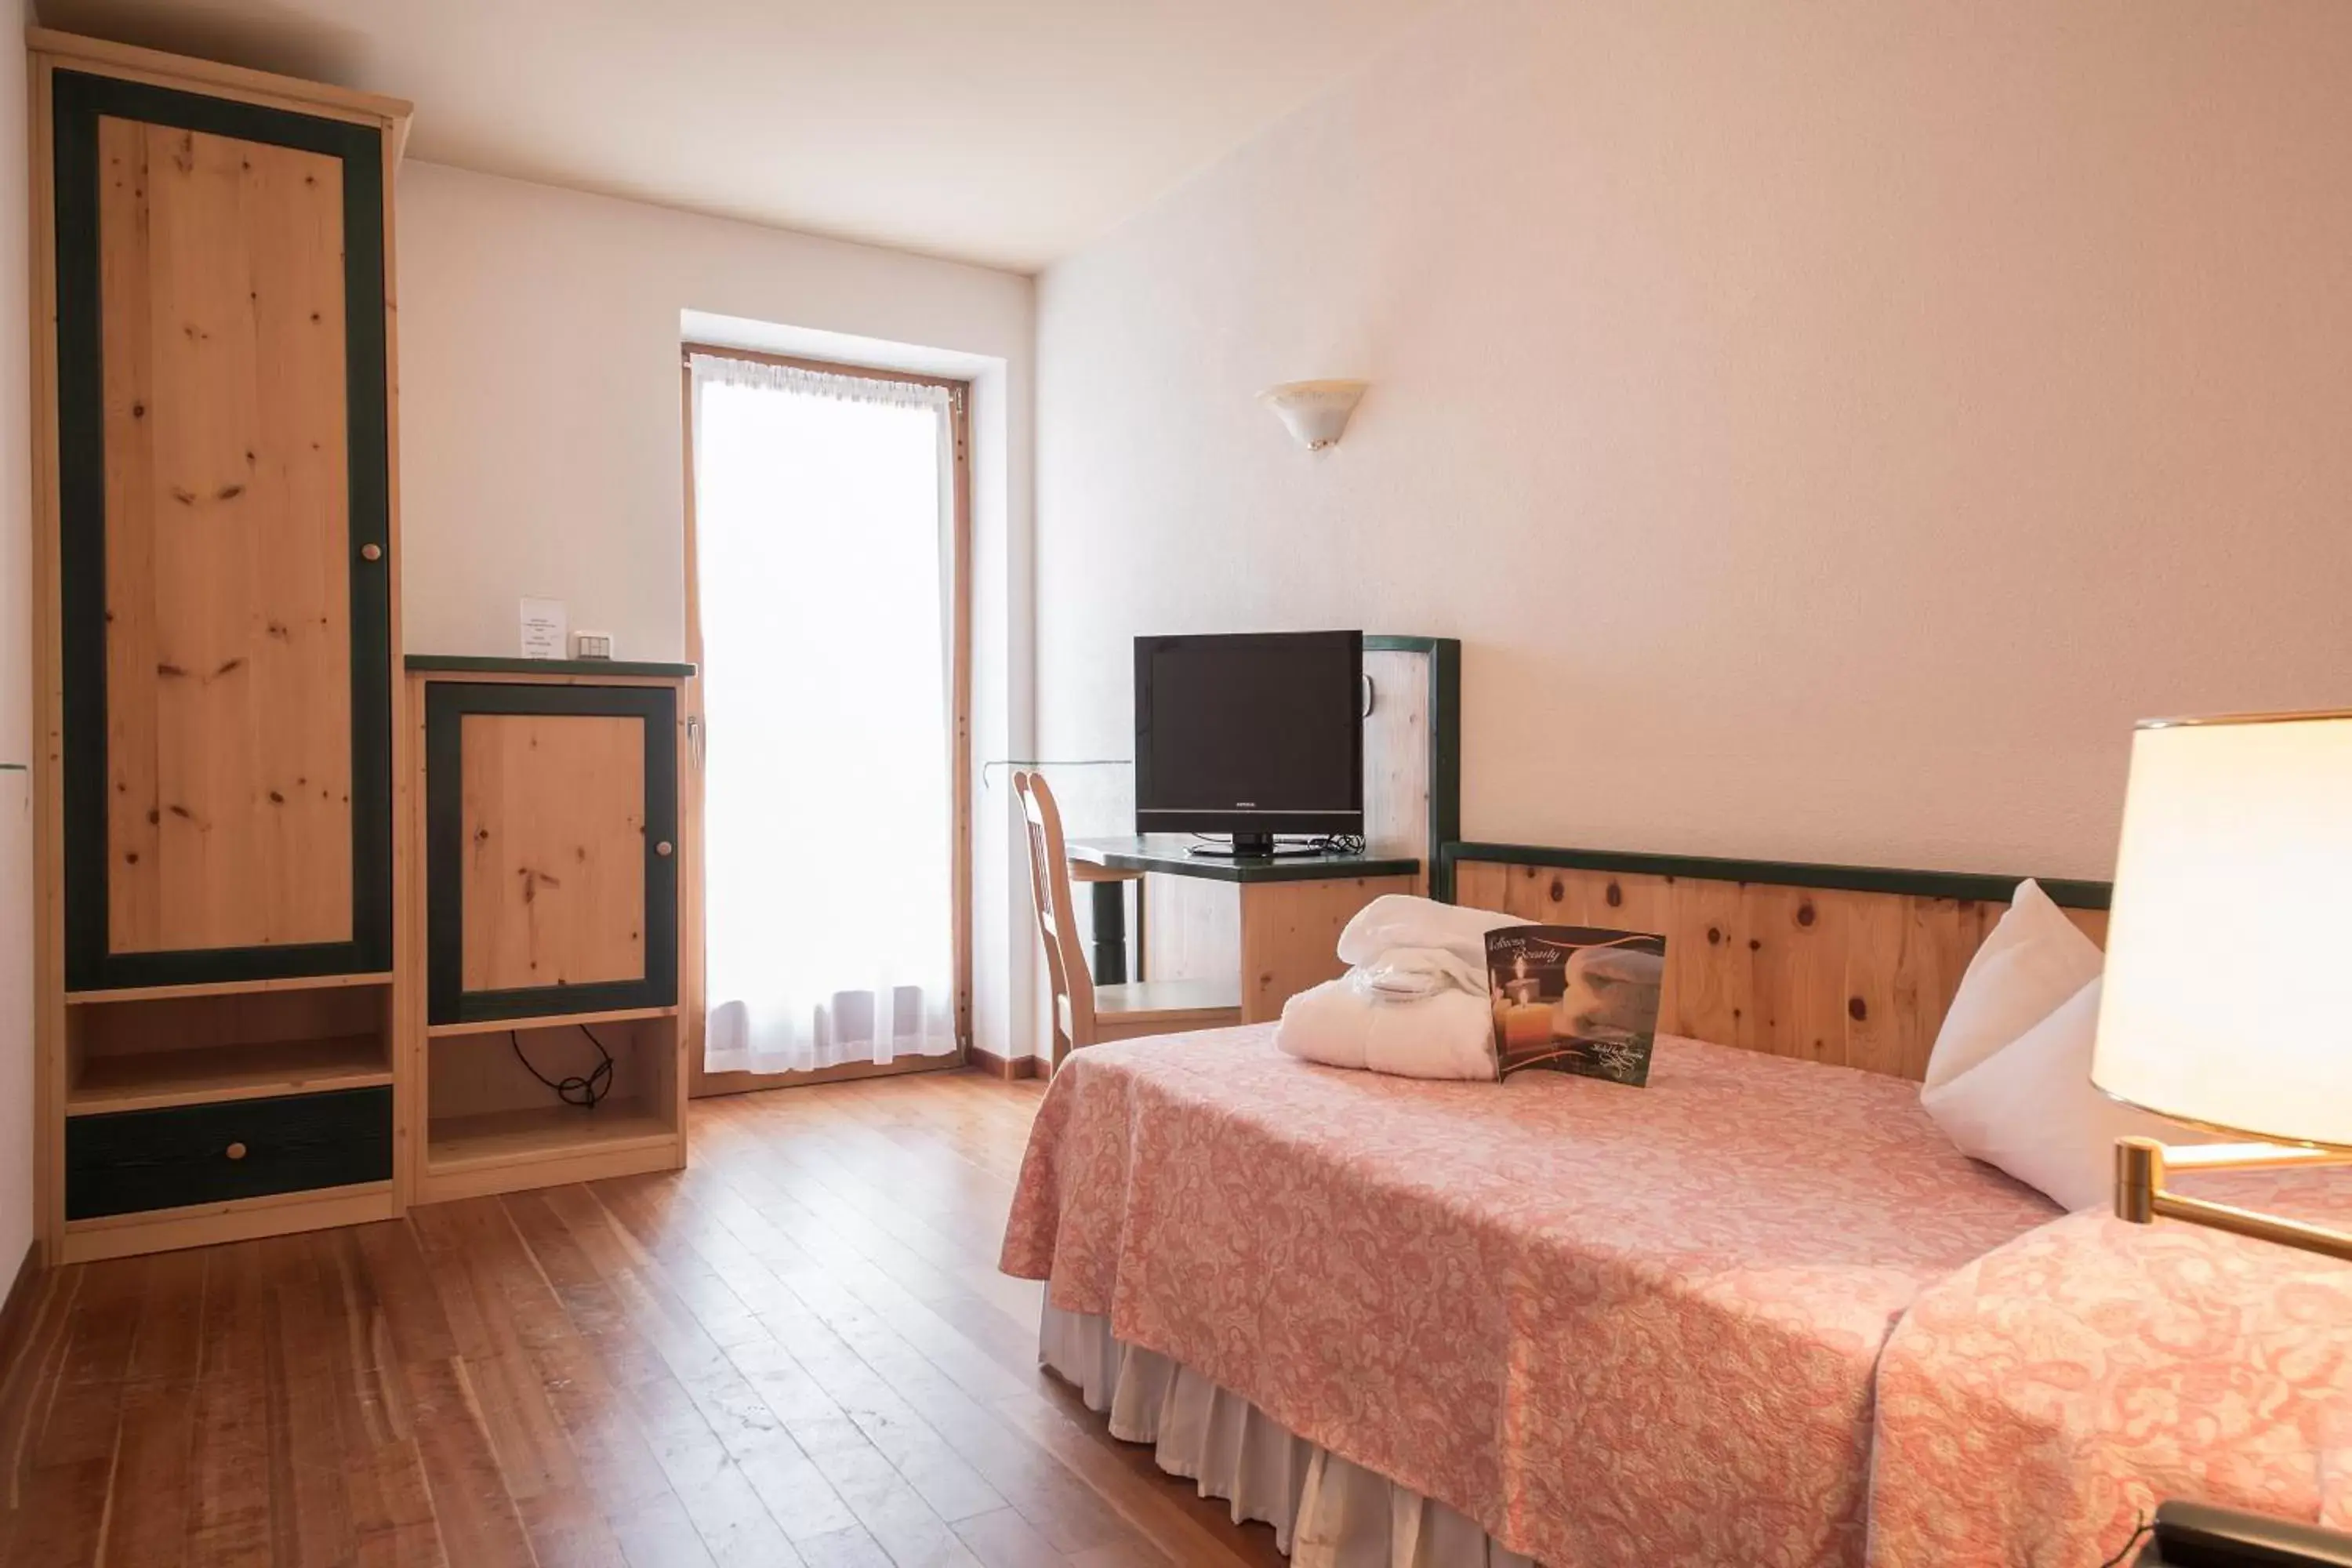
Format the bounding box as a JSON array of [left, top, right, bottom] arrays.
[[1134, 630, 1363, 857]]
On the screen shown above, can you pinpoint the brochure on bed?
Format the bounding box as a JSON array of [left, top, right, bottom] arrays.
[[1485, 924, 1666, 1084]]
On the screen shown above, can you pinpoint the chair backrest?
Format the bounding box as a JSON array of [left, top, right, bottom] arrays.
[[1014, 770, 1094, 1066]]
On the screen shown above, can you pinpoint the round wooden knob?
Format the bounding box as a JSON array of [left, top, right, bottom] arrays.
[[655, 840, 674, 857], [224, 1142, 248, 1161], [359, 543, 383, 562]]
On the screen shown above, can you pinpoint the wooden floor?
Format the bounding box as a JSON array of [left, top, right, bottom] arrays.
[[0, 1069, 1290, 1568]]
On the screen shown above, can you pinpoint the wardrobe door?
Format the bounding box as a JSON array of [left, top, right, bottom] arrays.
[[53, 71, 394, 992], [425, 683, 681, 1025]]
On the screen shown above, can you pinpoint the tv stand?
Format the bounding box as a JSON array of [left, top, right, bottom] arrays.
[[1186, 833, 1327, 860]]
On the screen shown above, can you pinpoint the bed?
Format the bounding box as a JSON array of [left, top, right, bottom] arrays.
[[1003, 1025, 2058, 1566], [998, 843, 2350, 1566], [1867, 1166, 2352, 1566]]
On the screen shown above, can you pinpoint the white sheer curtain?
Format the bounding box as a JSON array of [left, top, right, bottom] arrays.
[[691, 354, 958, 1073]]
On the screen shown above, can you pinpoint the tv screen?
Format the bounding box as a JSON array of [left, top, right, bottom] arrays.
[[1134, 631, 1363, 850]]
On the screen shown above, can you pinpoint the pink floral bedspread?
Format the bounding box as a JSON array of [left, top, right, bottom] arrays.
[[1867, 1170, 2352, 1566], [1000, 1026, 2058, 1568]]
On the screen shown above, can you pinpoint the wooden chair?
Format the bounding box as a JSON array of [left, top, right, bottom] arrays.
[[1014, 771, 1241, 1071]]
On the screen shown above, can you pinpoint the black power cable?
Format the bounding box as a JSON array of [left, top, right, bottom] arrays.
[[509, 1024, 617, 1109], [1189, 832, 1368, 855], [2098, 1515, 2153, 1568]]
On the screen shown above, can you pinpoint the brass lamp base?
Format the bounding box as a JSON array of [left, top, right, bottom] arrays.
[[2114, 1137, 2352, 1263]]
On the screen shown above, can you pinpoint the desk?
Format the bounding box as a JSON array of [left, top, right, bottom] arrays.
[[1067, 837, 1420, 1023]]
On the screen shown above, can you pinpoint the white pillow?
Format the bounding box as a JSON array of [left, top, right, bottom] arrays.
[[1920, 880, 2104, 1091], [1922, 978, 2198, 1210]]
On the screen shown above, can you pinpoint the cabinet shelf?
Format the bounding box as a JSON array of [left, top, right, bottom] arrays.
[[68, 1033, 391, 1116], [426, 1004, 677, 1038], [426, 1103, 677, 1175], [67, 973, 396, 1007]]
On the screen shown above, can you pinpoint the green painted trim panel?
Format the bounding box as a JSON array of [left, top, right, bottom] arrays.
[[1364, 635, 1462, 900], [1442, 840, 2111, 909], [1426, 641, 1461, 899], [405, 655, 696, 679], [1069, 836, 1420, 885]]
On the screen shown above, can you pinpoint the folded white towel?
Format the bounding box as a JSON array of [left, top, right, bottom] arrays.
[[1276, 978, 1497, 1081], [1336, 895, 1519, 982], [1349, 944, 1483, 1000]]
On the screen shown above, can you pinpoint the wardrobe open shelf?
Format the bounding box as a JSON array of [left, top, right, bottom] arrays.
[[417, 1013, 683, 1202], [64, 983, 396, 1118], [426, 1102, 677, 1173], [68, 1034, 392, 1116]]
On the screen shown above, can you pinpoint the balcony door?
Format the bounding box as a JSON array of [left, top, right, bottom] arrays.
[[681, 347, 971, 1086]]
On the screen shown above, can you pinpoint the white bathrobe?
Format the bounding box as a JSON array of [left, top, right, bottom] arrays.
[[1275, 895, 1519, 1080]]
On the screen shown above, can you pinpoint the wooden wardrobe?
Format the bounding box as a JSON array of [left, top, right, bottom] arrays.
[[406, 659, 691, 1206], [29, 32, 414, 1263]]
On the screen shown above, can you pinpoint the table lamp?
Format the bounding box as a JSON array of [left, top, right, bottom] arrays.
[[2092, 711, 2352, 1262]]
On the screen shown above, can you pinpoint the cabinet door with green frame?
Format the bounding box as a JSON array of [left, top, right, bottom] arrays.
[[425, 682, 679, 1025], [52, 69, 396, 991]]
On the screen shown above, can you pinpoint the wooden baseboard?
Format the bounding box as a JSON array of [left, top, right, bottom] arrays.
[[966, 1043, 1040, 1081], [60, 1185, 401, 1265], [691, 1051, 965, 1098], [0, 1240, 47, 1392]]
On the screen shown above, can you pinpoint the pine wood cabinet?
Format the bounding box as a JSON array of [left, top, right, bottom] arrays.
[[31, 35, 696, 1260], [409, 662, 691, 1205], [32, 33, 412, 1262]]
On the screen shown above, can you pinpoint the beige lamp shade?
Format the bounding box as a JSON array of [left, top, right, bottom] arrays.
[[2089, 711, 2352, 1149]]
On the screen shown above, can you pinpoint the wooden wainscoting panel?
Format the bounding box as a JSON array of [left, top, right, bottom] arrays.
[[1453, 858, 2107, 1082], [100, 118, 355, 955], [2061, 906, 2110, 946], [458, 712, 648, 993]]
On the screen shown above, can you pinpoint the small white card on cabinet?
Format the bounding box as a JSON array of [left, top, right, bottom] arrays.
[[519, 597, 568, 660]]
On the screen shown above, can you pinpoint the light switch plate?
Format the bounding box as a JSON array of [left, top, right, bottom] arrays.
[[574, 630, 614, 660]]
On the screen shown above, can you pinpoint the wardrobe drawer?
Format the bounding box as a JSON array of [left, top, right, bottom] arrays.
[[65, 1086, 393, 1221]]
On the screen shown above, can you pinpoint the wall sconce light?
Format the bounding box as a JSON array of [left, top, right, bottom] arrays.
[[1259, 379, 1367, 451]]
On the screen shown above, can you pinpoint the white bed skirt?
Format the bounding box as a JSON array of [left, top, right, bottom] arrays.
[[1039, 1303, 1535, 1568]]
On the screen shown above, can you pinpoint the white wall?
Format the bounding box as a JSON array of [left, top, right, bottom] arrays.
[[0, 0, 34, 1282], [1034, 0, 2352, 886], [397, 162, 1037, 1062], [397, 161, 1033, 662]]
